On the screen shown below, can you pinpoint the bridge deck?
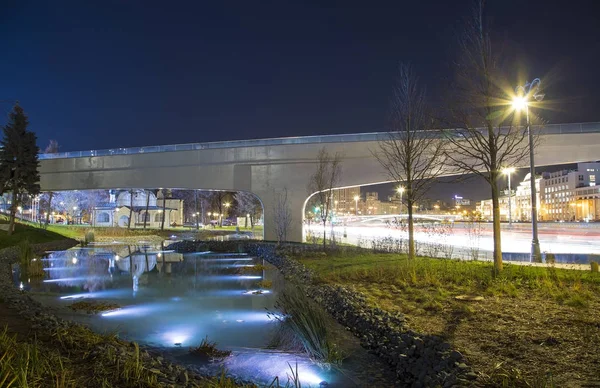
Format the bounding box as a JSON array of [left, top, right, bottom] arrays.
[[39, 122, 600, 160]]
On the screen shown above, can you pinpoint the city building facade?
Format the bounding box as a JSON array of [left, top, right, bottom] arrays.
[[477, 162, 600, 222], [541, 162, 600, 221]]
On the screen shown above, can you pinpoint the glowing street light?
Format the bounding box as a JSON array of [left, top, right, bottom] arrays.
[[513, 78, 544, 262], [397, 186, 405, 216], [502, 167, 516, 226], [353, 195, 360, 215]]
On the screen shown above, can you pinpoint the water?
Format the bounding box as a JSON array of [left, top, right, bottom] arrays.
[[18, 244, 353, 386]]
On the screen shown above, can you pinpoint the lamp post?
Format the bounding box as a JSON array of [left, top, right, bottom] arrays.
[[513, 78, 544, 262], [353, 195, 359, 215], [397, 186, 405, 217], [502, 167, 516, 226]]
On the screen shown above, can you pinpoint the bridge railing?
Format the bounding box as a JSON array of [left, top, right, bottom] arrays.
[[39, 122, 600, 160]]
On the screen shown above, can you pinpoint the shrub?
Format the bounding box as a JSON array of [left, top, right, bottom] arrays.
[[545, 253, 556, 265], [84, 230, 95, 244], [591, 262, 599, 273]]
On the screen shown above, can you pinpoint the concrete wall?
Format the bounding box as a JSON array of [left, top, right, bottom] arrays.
[[39, 132, 600, 242]]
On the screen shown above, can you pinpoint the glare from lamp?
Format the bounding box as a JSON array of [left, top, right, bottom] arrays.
[[512, 96, 527, 111]]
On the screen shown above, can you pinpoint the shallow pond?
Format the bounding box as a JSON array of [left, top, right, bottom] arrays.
[[16, 243, 392, 387]]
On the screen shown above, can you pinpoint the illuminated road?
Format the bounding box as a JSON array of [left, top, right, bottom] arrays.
[[306, 217, 600, 259]]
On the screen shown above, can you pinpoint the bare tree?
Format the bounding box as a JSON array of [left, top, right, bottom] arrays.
[[442, 1, 534, 273], [43, 140, 59, 227], [273, 188, 292, 243], [209, 191, 230, 227], [308, 147, 342, 249], [160, 188, 169, 230], [235, 191, 261, 228], [374, 64, 446, 260], [143, 190, 153, 229], [127, 189, 135, 229]]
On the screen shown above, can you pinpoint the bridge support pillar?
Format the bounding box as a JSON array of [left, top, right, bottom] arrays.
[[254, 190, 305, 243]]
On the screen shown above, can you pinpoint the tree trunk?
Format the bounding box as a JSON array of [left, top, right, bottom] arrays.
[[128, 190, 134, 229], [407, 198, 415, 259], [490, 173, 503, 275], [143, 191, 150, 229], [45, 192, 54, 227], [8, 192, 17, 235], [160, 189, 167, 230], [323, 219, 327, 250], [194, 190, 198, 230]]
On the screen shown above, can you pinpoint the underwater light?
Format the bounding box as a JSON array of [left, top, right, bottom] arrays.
[[43, 277, 88, 283], [243, 290, 270, 295], [72, 258, 78, 264]]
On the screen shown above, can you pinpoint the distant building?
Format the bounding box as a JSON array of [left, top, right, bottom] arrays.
[[93, 190, 183, 228], [541, 162, 600, 221], [331, 187, 361, 215], [514, 173, 541, 221], [477, 162, 600, 222]]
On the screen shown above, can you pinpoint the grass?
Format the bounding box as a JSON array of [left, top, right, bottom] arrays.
[[293, 250, 600, 386], [269, 285, 345, 366], [0, 222, 71, 250], [189, 337, 232, 359], [297, 251, 600, 303]]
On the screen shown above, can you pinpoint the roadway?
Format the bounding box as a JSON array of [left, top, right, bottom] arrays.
[[306, 217, 600, 260]]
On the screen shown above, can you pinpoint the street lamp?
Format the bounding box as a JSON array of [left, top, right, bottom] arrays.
[[502, 167, 516, 226], [397, 186, 405, 216], [513, 78, 544, 262], [353, 195, 360, 215]]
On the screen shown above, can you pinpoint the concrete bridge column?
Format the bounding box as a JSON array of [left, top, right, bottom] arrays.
[[253, 189, 306, 243]]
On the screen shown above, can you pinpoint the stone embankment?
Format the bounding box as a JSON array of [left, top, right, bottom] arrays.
[[0, 239, 223, 387], [171, 240, 478, 387]]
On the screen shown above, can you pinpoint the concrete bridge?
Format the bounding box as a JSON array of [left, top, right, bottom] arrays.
[[39, 122, 600, 242]]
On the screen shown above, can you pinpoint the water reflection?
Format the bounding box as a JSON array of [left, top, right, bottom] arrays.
[[17, 244, 354, 387], [20, 244, 278, 350]]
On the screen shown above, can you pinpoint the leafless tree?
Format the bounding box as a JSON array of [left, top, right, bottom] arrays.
[[235, 191, 261, 228], [442, 0, 535, 273], [127, 189, 135, 229], [308, 147, 342, 249], [43, 140, 59, 227], [160, 188, 170, 230], [374, 63, 446, 260], [273, 188, 292, 243], [209, 191, 230, 227]]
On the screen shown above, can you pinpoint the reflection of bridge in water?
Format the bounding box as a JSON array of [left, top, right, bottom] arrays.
[[43, 245, 184, 294]]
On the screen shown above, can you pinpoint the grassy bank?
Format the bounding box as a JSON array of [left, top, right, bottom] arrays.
[[296, 251, 600, 387], [0, 222, 71, 250]]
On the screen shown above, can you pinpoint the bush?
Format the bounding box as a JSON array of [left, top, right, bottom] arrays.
[[84, 230, 95, 244], [591, 262, 599, 273], [545, 253, 556, 265]]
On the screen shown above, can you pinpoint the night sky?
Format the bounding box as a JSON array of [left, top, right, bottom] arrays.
[[1, 1, 599, 200]]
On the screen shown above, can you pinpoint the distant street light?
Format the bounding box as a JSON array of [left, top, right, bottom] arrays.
[[397, 186, 405, 216], [513, 78, 544, 262], [353, 195, 360, 215], [502, 167, 516, 226]]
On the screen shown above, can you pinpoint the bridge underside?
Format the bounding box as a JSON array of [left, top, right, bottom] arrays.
[[39, 131, 600, 242]]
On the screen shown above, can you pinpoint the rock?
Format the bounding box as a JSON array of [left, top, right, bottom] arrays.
[[177, 371, 188, 384], [454, 294, 484, 301]]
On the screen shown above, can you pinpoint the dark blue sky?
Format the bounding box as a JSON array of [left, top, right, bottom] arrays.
[[1, 0, 599, 153]]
